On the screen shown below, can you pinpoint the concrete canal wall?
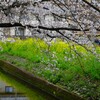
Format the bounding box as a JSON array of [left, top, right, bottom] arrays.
[[0, 94, 28, 100], [0, 60, 84, 100]]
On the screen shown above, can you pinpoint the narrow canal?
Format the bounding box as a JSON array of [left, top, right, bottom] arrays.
[[0, 71, 58, 100]]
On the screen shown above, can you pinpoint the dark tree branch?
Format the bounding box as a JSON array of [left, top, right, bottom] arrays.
[[38, 26, 89, 31], [46, 34, 61, 38], [56, 30, 94, 54], [82, 0, 100, 13], [0, 23, 23, 27], [0, 23, 100, 31]]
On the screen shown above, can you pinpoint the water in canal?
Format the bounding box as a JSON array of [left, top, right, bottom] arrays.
[[0, 71, 57, 100]]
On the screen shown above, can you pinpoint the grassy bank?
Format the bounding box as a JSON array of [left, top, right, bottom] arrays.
[[0, 38, 100, 99]]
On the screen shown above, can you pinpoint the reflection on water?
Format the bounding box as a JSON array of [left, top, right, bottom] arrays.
[[0, 79, 28, 100], [0, 71, 56, 100]]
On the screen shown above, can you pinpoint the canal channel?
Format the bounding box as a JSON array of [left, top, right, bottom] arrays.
[[0, 71, 58, 100]]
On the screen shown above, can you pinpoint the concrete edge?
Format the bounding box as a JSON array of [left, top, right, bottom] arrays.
[[0, 60, 84, 100]]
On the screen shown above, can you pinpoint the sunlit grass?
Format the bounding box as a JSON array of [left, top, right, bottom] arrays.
[[0, 38, 100, 80]]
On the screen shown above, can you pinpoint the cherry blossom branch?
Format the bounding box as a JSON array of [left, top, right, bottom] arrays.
[[82, 0, 100, 13], [0, 23, 100, 31]]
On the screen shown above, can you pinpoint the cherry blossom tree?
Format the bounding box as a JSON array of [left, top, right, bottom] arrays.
[[0, 0, 100, 56]]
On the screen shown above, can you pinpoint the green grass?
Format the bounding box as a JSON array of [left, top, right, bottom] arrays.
[[0, 38, 100, 80], [0, 38, 100, 99]]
